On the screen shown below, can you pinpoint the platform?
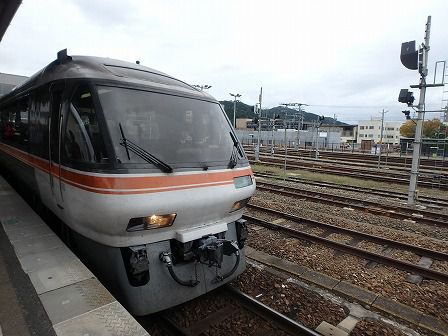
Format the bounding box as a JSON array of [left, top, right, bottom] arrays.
[[0, 176, 149, 336]]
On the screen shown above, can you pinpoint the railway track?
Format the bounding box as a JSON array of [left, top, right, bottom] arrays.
[[244, 205, 448, 283], [248, 154, 448, 190], [244, 145, 448, 169], [154, 285, 319, 336], [247, 150, 448, 181], [250, 149, 448, 174], [296, 148, 448, 168], [254, 172, 448, 208], [256, 179, 448, 228]]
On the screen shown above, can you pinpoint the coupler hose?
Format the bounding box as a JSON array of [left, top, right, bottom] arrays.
[[213, 241, 241, 283], [160, 252, 199, 287]]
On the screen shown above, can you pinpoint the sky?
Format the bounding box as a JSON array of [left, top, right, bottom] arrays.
[[1, 0, 448, 124]]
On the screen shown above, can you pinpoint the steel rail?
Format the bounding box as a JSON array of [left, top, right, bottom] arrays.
[[156, 313, 188, 336], [245, 145, 448, 168], [252, 156, 411, 180], [246, 147, 448, 174], [155, 286, 319, 336], [248, 151, 447, 181], [246, 204, 448, 261], [256, 181, 448, 227], [296, 149, 448, 168], [254, 172, 448, 207], [243, 212, 448, 283], [224, 285, 320, 336], [249, 158, 448, 190]]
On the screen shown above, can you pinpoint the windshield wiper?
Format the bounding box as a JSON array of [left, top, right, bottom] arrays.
[[119, 123, 173, 173], [228, 131, 244, 169]]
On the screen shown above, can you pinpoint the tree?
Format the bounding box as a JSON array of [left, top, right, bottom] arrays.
[[400, 120, 416, 138], [423, 118, 442, 138], [399, 118, 446, 138]]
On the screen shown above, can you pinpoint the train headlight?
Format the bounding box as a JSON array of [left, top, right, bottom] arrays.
[[127, 214, 176, 232], [230, 198, 251, 213], [233, 175, 253, 189]]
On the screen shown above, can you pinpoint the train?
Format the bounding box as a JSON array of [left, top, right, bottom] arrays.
[[0, 50, 255, 315]]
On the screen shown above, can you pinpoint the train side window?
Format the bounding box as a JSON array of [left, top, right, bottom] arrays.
[[0, 96, 30, 151], [63, 85, 108, 163], [29, 87, 50, 158]]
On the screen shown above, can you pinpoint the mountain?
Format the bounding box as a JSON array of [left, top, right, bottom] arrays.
[[219, 100, 348, 126], [220, 100, 256, 119]]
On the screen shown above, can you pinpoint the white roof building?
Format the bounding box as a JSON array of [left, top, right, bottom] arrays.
[[0, 72, 28, 97], [357, 119, 403, 145]]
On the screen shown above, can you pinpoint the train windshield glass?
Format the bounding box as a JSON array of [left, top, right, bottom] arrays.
[[97, 86, 236, 167]]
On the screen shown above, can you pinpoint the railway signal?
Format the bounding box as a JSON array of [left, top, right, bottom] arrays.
[[398, 16, 445, 205], [402, 110, 411, 120], [400, 40, 419, 70], [398, 89, 415, 106]]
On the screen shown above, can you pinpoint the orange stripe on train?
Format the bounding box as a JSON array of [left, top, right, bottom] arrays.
[[0, 143, 253, 192]]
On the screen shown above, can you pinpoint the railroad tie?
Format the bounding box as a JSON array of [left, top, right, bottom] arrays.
[[406, 257, 434, 285]]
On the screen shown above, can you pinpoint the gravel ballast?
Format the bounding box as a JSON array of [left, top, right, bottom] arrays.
[[246, 224, 448, 323], [233, 264, 347, 329]]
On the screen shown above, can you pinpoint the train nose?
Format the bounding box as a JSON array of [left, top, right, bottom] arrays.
[[159, 233, 243, 287]]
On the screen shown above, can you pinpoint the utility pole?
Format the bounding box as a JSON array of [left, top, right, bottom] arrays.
[[255, 87, 262, 161], [315, 118, 319, 159], [333, 113, 337, 149], [229, 93, 241, 129], [283, 117, 287, 179], [280, 103, 291, 179], [271, 110, 275, 156], [315, 115, 324, 159], [377, 109, 388, 168], [295, 106, 306, 150], [408, 17, 431, 205], [297, 112, 304, 149]]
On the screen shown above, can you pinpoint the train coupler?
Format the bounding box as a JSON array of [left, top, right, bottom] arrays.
[[121, 245, 150, 287]]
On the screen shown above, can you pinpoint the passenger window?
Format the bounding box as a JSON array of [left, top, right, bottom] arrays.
[[29, 87, 50, 158], [0, 96, 30, 150], [63, 85, 107, 163]]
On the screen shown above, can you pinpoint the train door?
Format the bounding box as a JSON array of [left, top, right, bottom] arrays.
[[49, 83, 65, 210]]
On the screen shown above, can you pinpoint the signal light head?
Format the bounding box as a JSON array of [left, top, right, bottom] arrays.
[[398, 89, 415, 106], [402, 110, 411, 120], [400, 41, 419, 70]]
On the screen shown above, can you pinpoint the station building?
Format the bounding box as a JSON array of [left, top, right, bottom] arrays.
[[357, 119, 403, 145], [0, 72, 28, 97]]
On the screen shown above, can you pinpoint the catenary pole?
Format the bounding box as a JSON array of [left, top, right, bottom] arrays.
[[315, 117, 319, 159], [255, 87, 262, 161], [377, 109, 388, 168], [271, 110, 275, 156]]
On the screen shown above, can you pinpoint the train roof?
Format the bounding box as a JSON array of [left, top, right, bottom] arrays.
[[2, 50, 215, 102]]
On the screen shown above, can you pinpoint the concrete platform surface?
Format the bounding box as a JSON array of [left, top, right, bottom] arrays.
[[0, 176, 149, 336]]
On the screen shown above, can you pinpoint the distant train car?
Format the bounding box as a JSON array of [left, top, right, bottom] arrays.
[[0, 50, 255, 315]]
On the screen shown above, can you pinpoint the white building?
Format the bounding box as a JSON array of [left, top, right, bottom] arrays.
[[357, 119, 403, 145], [0, 72, 28, 97]]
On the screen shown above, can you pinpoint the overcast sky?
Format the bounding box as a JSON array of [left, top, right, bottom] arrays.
[[1, 0, 447, 124]]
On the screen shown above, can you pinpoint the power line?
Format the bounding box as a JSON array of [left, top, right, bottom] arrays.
[[308, 104, 441, 109]]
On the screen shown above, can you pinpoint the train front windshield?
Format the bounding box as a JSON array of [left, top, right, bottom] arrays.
[[97, 86, 238, 168]]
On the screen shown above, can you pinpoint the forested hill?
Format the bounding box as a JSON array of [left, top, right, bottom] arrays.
[[219, 100, 348, 126]]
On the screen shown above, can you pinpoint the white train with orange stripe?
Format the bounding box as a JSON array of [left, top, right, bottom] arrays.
[[0, 50, 255, 315]]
